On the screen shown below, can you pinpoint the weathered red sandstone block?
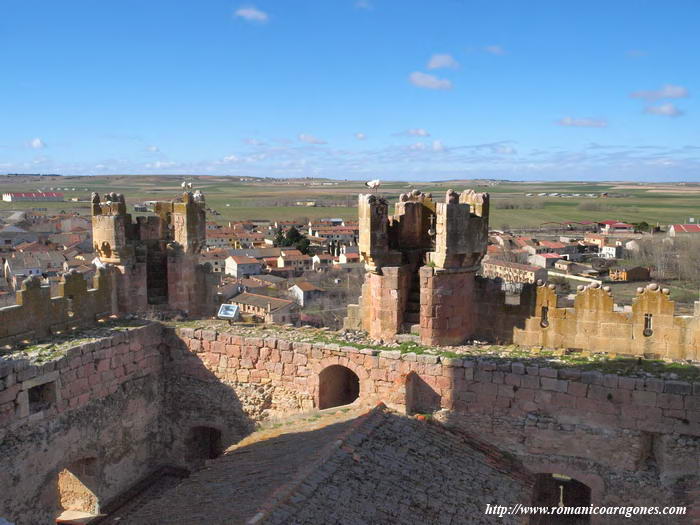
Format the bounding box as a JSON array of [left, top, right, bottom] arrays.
[[88, 373, 101, 387], [497, 384, 515, 398], [292, 353, 307, 366], [225, 344, 241, 358], [201, 330, 217, 341], [472, 382, 499, 397], [188, 339, 201, 352], [655, 393, 684, 410], [237, 369, 250, 382], [209, 341, 224, 354], [178, 327, 195, 339], [575, 396, 619, 415], [245, 337, 263, 347], [505, 374, 521, 387], [243, 345, 259, 361], [0, 384, 20, 404], [370, 369, 387, 381], [632, 390, 657, 406], [280, 351, 293, 364], [521, 375, 540, 389]]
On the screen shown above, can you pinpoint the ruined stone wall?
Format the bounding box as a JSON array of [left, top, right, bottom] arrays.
[[0, 324, 164, 525], [174, 328, 700, 518], [513, 282, 700, 361], [0, 324, 257, 525], [0, 268, 117, 348], [2, 326, 699, 523]]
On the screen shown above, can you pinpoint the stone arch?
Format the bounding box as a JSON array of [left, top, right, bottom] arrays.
[[524, 462, 605, 524], [318, 365, 360, 409], [184, 425, 224, 468], [54, 457, 101, 522]]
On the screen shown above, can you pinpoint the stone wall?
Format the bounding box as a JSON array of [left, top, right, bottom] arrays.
[[2, 326, 699, 523], [174, 327, 700, 519], [513, 281, 700, 361], [0, 324, 257, 525], [0, 268, 116, 348], [0, 323, 164, 524]]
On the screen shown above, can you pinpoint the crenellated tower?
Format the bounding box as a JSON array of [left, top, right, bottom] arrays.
[[346, 188, 489, 346], [91, 190, 217, 316]]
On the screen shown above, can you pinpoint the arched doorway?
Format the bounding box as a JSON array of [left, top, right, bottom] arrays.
[[318, 365, 360, 409], [531, 473, 591, 524], [55, 458, 100, 523], [185, 426, 223, 468]]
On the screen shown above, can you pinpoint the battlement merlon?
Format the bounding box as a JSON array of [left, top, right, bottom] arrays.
[[358, 194, 401, 272], [91, 191, 128, 216], [172, 191, 207, 255], [427, 189, 489, 270]]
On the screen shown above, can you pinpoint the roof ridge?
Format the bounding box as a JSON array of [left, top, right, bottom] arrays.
[[246, 403, 387, 524]]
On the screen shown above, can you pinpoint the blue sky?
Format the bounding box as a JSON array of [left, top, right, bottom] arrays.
[[1, 0, 698, 180]]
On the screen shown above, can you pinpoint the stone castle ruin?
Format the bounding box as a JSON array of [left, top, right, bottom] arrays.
[[345, 189, 489, 346], [0, 188, 699, 524], [0, 191, 219, 348], [346, 188, 699, 363], [91, 190, 219, 316]]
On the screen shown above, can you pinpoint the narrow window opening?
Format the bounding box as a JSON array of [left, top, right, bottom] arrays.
[[643, 313, 653, 337], [28, 381, 56, 414]]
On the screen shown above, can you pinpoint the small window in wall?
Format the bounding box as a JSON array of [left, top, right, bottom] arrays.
[[540, 306, 549, 328], [28, 381, 56, 414], [643, 313, 653, 337]]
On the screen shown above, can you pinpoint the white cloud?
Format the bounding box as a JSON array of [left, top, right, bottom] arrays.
[[355, 132, 366, 140], [427, 54, 459, 70], [491, 143, 516, 155], [146, 145, 160, 152], [234, 6, 268, 23], [432, 140, 445, 152], [631, 84, 689, 101], [484, 45, 506, 55], [222, 155, 240, 163], [557, 117, 608, 128], [408, 142, 426, 151], [145, 161, 177, 169], [28, 137, 46, 149], [298, 133, 327, 145], [243, 138, 266, 146], [395, 128, 429, 138], [644, 103, 684, 117], [355, 0, 372, 9], [409, 71, 452, 90]]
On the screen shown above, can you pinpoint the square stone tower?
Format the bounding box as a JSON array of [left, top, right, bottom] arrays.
[[91, 191, 217, 316], [346, 188, 489, 346]]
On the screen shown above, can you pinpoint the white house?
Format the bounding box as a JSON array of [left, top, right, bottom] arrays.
[[600, 245, 623, 259], [225, 255, 262, 278], [288, 281, 325, 307]]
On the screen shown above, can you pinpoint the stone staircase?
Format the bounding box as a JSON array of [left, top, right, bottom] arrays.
[[403, 273, 421, 336], [110, 404, 371, 525]]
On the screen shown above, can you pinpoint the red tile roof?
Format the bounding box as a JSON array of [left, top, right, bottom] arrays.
[[672, 224, 700, 233]]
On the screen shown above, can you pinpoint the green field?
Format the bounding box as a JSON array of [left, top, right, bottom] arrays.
[[2, 175, 700, 227]]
